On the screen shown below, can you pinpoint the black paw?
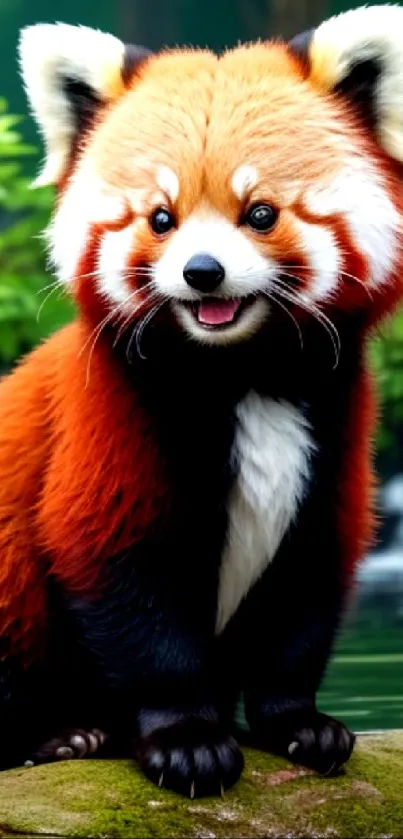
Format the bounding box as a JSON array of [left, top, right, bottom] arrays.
[[25, 727, 108, 766], [259, 710, 355, 776], [136, 718, 244, 798]]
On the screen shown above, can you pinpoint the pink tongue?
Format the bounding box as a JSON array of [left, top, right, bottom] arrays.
[[197, 299, 241, 325]]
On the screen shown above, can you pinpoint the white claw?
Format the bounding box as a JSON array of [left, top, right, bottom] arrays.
[[24, 760, 34, 768], [91, 728, 107, 746], [70, 735, 87, 757], [158, 772, 164, 788], [288, 741, 299, 755], [190, 780, 195, 800], [87, 733, 99, 753], [323, 761, 336, 777], [56, 745, 74, 759]]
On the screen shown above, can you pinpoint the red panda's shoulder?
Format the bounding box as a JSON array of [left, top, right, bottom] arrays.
[[31, 319, 170, 594]]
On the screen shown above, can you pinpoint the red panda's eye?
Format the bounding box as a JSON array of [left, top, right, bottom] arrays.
[[150, 207, 176, 236], [243, 203, 278, 233]]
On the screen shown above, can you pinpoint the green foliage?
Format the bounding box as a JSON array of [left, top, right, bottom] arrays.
[[370, 313, 403, 474], [0, 98, 75, 370]]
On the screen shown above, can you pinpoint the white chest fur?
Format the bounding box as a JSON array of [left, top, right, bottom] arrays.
[[216, 392, 315, 633]]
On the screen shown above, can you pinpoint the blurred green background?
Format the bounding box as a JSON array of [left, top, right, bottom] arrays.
[[0, 0, 402, 732]]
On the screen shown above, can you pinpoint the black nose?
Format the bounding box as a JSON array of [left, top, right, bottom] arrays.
[[183, 253, 225, 293]]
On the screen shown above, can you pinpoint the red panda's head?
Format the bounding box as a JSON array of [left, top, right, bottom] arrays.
[[19, 7, 403, 350]]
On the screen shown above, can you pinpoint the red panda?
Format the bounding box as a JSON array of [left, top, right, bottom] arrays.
[[0, 4, 403, 798]]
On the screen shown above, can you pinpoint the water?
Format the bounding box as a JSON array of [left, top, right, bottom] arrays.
[[320, 474, 403, 732], [320, 622, 403, 732]]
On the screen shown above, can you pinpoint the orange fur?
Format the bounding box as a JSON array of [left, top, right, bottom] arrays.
[[2, 37, 403, 665], [337, 368, 378, 578], [0, 343, 52, 658], [36, 322, 169, 595], [0, 322, 170, 659]]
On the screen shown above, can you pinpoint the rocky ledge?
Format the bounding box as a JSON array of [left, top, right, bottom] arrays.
[[0, 733, 402, 838]]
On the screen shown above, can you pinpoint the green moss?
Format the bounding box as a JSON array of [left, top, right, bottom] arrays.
[[0, 734, 402, 837]]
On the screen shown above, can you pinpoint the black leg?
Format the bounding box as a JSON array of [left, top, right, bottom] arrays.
[[0, 592, 114, 771], [65, 546, 244, 797], [237, 528, 355, 776], [0, 653, 56, 769]]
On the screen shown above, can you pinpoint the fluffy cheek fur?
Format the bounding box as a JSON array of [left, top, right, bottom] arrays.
[[303, 161, 401, 308], [49, 118, 401, 341], [49, 174, 167, 324]]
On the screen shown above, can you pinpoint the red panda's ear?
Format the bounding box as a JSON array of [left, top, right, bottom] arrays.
[[289, 5, 403, 164], [18, 24, 152, 188]]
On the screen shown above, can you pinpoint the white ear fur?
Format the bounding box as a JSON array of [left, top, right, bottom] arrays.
[[308, 4, 403, 162], [18, 23, 126, 186]]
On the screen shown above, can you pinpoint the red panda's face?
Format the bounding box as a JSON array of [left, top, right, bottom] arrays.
[[23, 24, 403, 348]]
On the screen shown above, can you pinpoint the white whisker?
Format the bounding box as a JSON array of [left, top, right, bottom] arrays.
[[72, 267, 154, 283], [112, 288, 160, 348], [261, 290, 304, 351], [127, 301, 165, 362], [83, 308, 122, 388], [36, 284, 64, 322], [279, 264, 374, 303], [37, 278, 62, 295], [339, 270, 374, 302], [272, 278, 341, 369], [78, 275, 162, 385]]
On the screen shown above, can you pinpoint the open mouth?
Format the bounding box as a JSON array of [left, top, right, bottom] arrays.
[[184, 296, 256, 329]]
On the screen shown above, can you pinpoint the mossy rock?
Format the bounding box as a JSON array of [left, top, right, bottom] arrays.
[[0, 734, 402, 838]]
